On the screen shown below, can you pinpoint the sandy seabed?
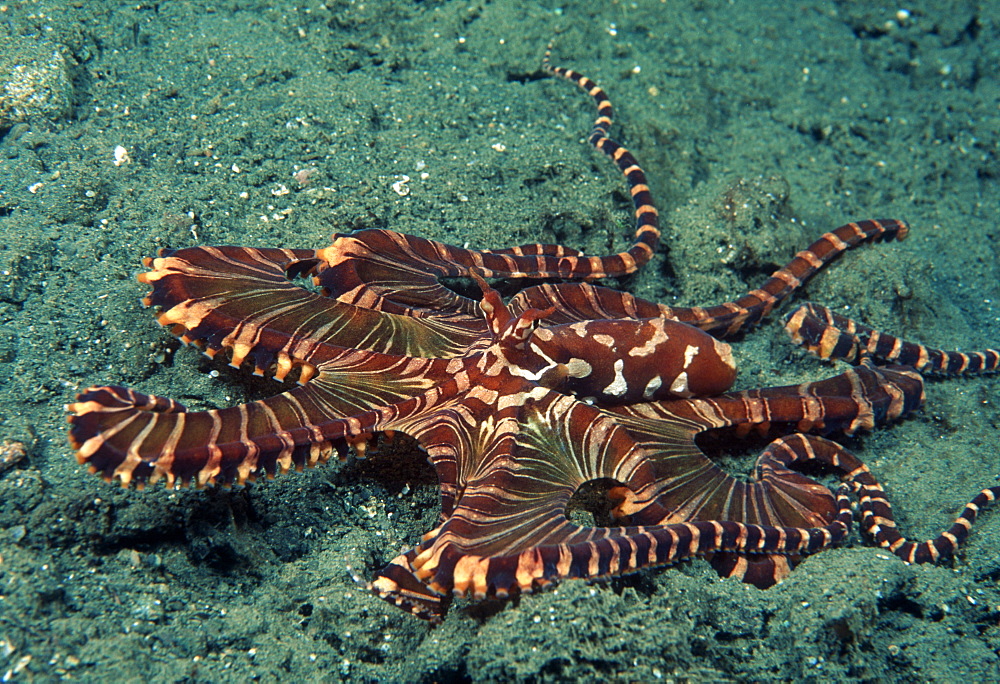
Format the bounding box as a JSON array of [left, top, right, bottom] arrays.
[[0, 1, 998, 681]]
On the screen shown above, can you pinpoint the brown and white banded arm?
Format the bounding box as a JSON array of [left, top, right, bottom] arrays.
[[140, 244, 489, 374], [310, 48, 663, 320], [785, 302, 1000, 375], [511, 219, 910, 337]]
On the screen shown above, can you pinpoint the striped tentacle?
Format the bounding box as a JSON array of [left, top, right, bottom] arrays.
[[313, 51, 660, 319], [315, 229, 489, 320], [785, 302, 1000, 375], [68, 353, 461, 488], [140, 245, 488, 377], [68, 385, 351, 488], [603, 361, 923, 529], [508, 220, 908, 337], [368, 546, 451, 623], [509, 280, 669, 325], [858, 480, 1000, 564], [376, 491, 852, 623], [612, 359, 923, 448], [706, 433, 870, 586], [700, 432, 881, 588], [690, 358, 924, 437], [664, 219, 909, 337], [542, 45, 660, 276], [601, 361, 923, 587], [766, 434, 1000, 565]]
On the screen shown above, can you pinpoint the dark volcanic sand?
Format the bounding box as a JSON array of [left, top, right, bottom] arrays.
[[0, 1, 998, 681]]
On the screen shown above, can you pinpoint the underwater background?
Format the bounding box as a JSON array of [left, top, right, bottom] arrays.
[[0, 0, 998, 680]]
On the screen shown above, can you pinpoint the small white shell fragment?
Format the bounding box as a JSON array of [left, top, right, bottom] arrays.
[[113, 145, 130, 166]]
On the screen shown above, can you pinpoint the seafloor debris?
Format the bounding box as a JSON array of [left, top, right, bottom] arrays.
[[0, 440, 28, 476], [0, 36, 72, 128]]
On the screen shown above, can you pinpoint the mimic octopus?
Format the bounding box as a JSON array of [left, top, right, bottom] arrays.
[[68, 49, 999, 622]]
